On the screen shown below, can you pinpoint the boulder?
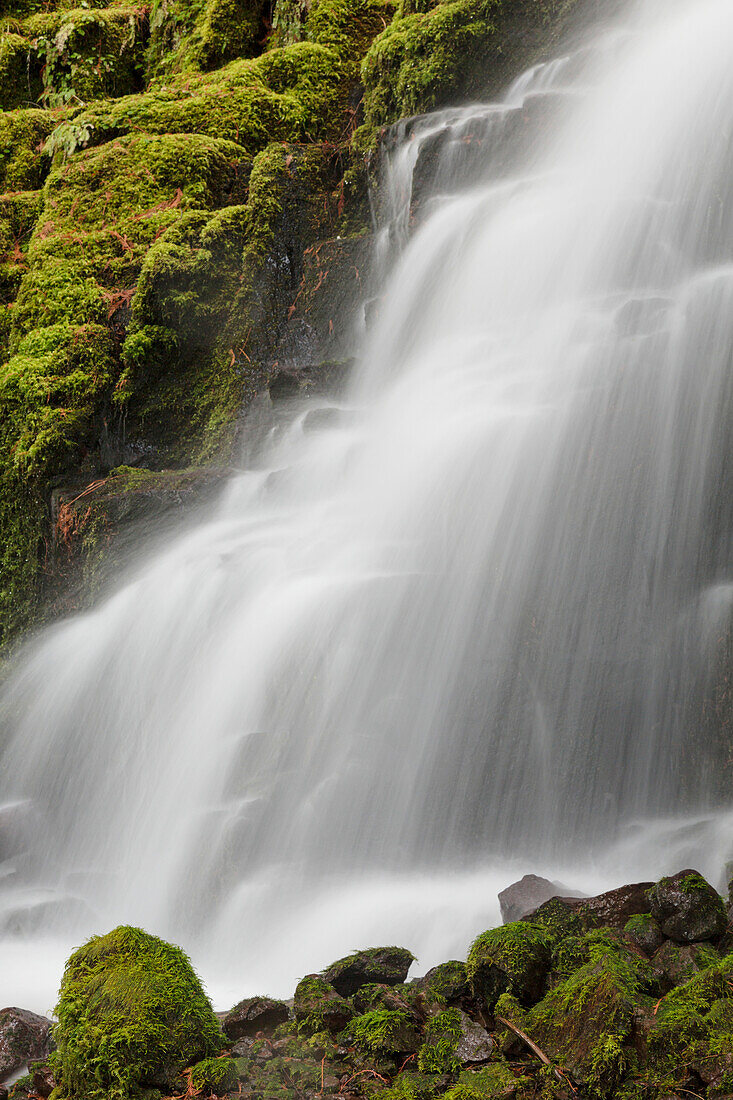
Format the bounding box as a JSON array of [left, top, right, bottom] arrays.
[[293, 975, 354, 1035], [323, 946, 414, 997], [52, 926, 224, 1098], [647, 870, 727, 944], [417, 960, 472, 1007], [31, 1067, 55, 1098], [466, 922, 552, 1010], [418, 1008, 493, 1073], [526, 881, 654, 933], [650, 940, 720, 989], [223, 996, 289, 1041], [499, 875, 584, 924], [0, 1008, 53, 1083], [345, 1009, 421, 1056], [624, 913, 664, 957]]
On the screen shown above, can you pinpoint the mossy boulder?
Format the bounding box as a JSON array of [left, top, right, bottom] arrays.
[[650, 940, 720, 990], [624, 913, 664, 957], [360, 0, 584, 133], [323, 945, 415, 995], [647, 870, 727, 944], [417, 960, 471, 1006], [526, 931, 655, 1098], [222, 996, 289, 1040], [418, 1008, 493, 1073], [441, 1063, 527, 1100], [52, 925, 224, 1099], [466, 921, 552, 1010], [293, 974, 355, 1034], [344, 1008, 422, 1056], [186, 1055, 238, 1096]]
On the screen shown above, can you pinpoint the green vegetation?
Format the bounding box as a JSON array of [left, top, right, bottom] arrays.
[[52, 926, 224, 1099], [466, 921, 552, 1008]]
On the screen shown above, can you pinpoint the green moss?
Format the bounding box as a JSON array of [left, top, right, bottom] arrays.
[[441, 1064, 524, 1100], [374, 1072, 443, 1100], [466, 921, 552, 1009], [0, 31, 41, 109], [147, 0, 265, 79], [346, 1008, 420, 1056], [648, 954, 733, 1074], [526, 932, 654, 1099], [52, 925, 224, 1100], [188, 1055, 239, 1095], [360, 0, 582, 135], [417, 1008, 462, 1073], [0, 109, 56, 190], [293, 975, 355, 1035], [57, 42, 349, 154], [23, 8, 147, 108]]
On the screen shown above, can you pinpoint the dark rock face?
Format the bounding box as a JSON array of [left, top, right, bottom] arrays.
[[467, 923, 552, 1010], [647, 870, 727, 944], [650, 940, 719, 989], [499, 874, 584, 924], [576, 882, 654, 929], [222, 997, 289, 1041], [0, 1007, 53, 1083], [323, 947, 414, 997]]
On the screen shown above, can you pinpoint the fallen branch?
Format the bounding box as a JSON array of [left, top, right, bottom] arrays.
[[496, 1016, 576, 1093]]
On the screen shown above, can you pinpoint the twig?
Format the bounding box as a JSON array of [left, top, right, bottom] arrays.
[[496, 1016, 576, 1093]]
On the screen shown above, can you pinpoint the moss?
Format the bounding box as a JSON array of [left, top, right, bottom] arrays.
[[441, 1064, 524, 1100], [293, 975, 355, 1035], [307, 0, 396, 65], [22, 8, 148, 108], [466, 921, 552, 1010], [59, 42, 350, 154], [374, 1072, 443, 1100], [647, 954, 733, 1077], [417, 1008, 462, 1074], [360, 0, 582, 134], [345, 1008, 420, 1056], [0, 109, 56, 191], [147, 0, 265, 79], [0, 32, 41, 109], [188, 1056, 239, 1095], [419, 961, 470, 1005], [52, 925, 224, 1100], [526, 932, 655, 1099], [323, 946, 415, 994]]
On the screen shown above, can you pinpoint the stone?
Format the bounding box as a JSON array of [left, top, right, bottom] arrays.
[[467, 923, 552, 1010], [650, 940, 720, 988], [31, 1067, 55, 1098], [323, 947, 414, 997], [0, 1008, 53, 1083], [647, 869, 727, 944], [499, 875, 585, 924], [417, 960, 472, 1007], [624, 913, 665, 956], [293, 975, 355, 1035], [223, 996, 289, 1041], [454, 1011, 494, 1065], [527, 881, 654, 933]]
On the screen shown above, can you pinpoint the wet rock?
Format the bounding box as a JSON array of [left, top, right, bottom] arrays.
[[454, 1012, 494, 1064], [351, 983, 419, 1020], [624, 913, 665, 956], [0, 1008, 53, 1083], [647, 869, 727, 944], [223, 996, 289, 1041], [323, 947, 414, 997], [294, 975, 355, 1035], [0, 1085, 6, 1100], [527, 881, 654, 933], [31, 1067, 55, 1098], [499, 875, 586, 924]]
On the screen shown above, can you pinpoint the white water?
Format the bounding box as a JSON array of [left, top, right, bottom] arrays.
[[2, 0, 733, 1013]]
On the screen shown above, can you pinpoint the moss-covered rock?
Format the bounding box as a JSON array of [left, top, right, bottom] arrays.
[[624, 913, 664, 957], [417, 1008, 492, 1073], [0, 109, 56, 191], [324, 946, 415, 995], [147, 0, 266, 79], [526, 931, 655, 1098], [647, 870, 727, 945], [345, 1008, 422, 1056], [294, 974, 355, 1034], [187, 1055, 238, 1096], [466, 921, 552, 1010], [52, 925, 224, 1099], [360, 0, 583, 133]]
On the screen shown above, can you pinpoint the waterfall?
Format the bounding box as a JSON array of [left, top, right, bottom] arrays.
[[2, 0, 733, 1009]]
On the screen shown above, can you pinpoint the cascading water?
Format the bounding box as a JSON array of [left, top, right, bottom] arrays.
[[2, 0, 733, 1010]]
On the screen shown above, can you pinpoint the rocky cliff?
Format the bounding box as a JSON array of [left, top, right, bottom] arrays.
[[0, 0, 597, 646]]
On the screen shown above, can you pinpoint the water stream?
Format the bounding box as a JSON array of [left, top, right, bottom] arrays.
[[1, 0, 732, 1011]]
